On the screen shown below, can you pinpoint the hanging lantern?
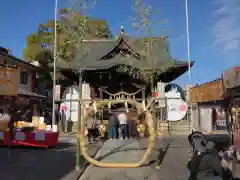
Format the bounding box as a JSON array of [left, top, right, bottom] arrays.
[[124, 101, 129, 112], [142, 100, 146, 111], [93, 101, 97, 113]]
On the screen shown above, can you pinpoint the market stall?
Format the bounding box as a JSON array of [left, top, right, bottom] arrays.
[[0, 64, 59, 148], [0, 130, 58, 148], [0, 114, 59, 148]]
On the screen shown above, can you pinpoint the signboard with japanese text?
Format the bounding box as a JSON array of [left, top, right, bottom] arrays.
[[189, 78, 225, 103], [0, 66, 19, 96], [165, 87, 188, 121], [223, 66, 240, 89], [54, 85, 61, 100], [157, 82, 166, 107]]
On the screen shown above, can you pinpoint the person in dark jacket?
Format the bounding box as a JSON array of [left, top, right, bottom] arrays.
[[108, 113, 118, 140], [43, 111, 51, 125], [188, 140, 223, 180], [60, 110, 67, 132], [8, 107, 19, 147], [86, 115, 95, 143]]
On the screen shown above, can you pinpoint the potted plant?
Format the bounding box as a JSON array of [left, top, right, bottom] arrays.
[[137, 124, 145, 137]]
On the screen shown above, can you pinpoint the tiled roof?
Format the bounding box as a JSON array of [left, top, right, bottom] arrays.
[[55, 35, 194, 72]]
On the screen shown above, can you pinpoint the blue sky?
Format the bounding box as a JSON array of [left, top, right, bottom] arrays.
[[0, 0, 239, 88]]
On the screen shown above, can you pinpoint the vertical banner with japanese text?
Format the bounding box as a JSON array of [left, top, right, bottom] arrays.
[[0, 66, 19, 96]]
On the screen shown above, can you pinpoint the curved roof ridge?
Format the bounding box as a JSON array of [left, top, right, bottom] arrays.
[[121, 35, 169, 59], [96, 35, 124, 60], [120, 36, 143, 58], [72, 37, 121, 65]]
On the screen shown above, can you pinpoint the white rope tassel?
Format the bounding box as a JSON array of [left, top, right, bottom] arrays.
[[124, 101, 129, 112], [108, 102, 111, 112], [93, 101, 97, 113], [142, 100, 146, 111], [85, 103, 89, 109]]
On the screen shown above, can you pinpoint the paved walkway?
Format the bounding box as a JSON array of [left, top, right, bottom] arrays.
[[79, 135, 190, 180], [154, 135, 190, 180]]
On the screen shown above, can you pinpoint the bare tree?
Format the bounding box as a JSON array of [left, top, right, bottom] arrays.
[[118, 0, 174, 86], [58, 0, 97, 73]]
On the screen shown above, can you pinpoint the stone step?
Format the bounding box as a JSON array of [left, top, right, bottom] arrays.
[[169, 126, 190, 130], [157, 123, 190, 132]]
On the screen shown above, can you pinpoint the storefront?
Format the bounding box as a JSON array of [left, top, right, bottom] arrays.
[[223, 66, 240, 157], [16, 88, 48, 122], [0, 64, 19, 113], [189, 78, 227, 133], [0, 64, 48, 122]]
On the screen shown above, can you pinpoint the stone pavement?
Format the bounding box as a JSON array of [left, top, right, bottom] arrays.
[[153, 135, 190, 180], [0, 136, 104, 180], [79, 135, 190, 180]]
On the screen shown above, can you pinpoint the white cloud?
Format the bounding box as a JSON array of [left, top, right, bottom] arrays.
[[212, 0, 240, 53]]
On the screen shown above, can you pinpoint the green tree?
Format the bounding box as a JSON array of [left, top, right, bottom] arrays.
[[23, 8, 112, 63]]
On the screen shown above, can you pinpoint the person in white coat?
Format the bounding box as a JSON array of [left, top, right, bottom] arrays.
[[118, 112, 128, 140]]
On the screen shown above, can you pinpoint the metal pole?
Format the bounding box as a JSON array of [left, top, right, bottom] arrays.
[[149, 39, 155, 97], [149, 39, 157, 125], [76, 69, 83, 170], [52, 0, 58, 126], [185, 0, 193, 132]]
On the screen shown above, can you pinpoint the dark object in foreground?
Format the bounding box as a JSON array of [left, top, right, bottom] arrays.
[[188, 131, 233, 180], [204, 133, 230, 151]]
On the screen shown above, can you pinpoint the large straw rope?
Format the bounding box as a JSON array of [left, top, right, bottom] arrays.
[[78, 99, 156, 168]]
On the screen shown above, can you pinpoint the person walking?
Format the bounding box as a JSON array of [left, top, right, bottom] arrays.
[[108, 113, 117, 140], [118, 111, 128, 140], [211, 108, 217, 131], [108, 114, 113, 139], [8, 107, 18, 148], [59, 109, 67, 132], [43, 111, 51, 125], [86, 115, 95, 143], [127, 111, 138, 139]]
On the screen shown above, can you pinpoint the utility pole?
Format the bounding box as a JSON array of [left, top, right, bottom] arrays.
[[52, 0, 58, 126], [185, 0, 193, 132], [148, 38, 156, 124]]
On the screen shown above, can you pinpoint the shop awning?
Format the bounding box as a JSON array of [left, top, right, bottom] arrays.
[[18, 88, 48, 99]]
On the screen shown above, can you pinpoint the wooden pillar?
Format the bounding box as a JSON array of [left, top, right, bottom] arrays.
[[197, 103, 201, 131], [141, 87, 146, 100]]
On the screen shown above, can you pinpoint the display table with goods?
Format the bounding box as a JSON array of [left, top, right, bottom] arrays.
[[0, 118, 59, 148]]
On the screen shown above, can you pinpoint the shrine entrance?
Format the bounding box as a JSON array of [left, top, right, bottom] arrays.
[[54, 27, 194, 171], [79, 83, 158, 168]]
